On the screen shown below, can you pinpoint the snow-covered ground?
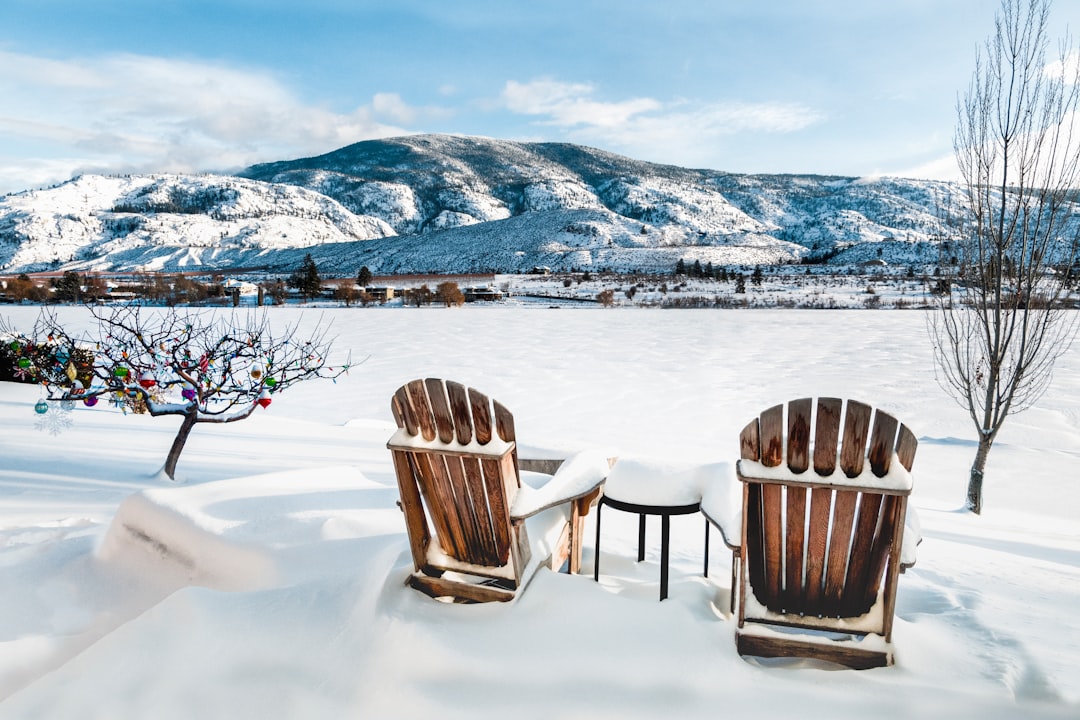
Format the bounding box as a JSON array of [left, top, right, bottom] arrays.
[[0, 306, 1077, 718]]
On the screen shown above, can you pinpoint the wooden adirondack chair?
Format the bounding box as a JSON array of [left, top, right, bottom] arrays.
[[732, 398, 918, 669], [388, 378, 608, 603]]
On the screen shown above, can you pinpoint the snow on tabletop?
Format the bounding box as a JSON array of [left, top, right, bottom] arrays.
[[604, 457, 733, 507]]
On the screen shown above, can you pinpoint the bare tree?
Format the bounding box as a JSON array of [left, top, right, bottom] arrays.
[[4, 306, 350, 480], [931, 0, 1080, 514]]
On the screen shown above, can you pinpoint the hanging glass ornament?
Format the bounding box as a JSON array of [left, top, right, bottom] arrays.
[[8, 340, 20, 353], [264, 377, 277, 388], [34, 399, 49, 415], [114, 366, 129, 378], [138, 374, 156, 389], [256, 390, 272, 409], [83, 396, 98, 407], [182, 387, 197, 400], [17, 357, 31, 369], [250, 365, 263, 381], [65, 362, 78, 382]]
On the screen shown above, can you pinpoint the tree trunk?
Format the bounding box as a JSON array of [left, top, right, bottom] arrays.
[[163, 411, 198, 481], [966, 436, 992, 515]]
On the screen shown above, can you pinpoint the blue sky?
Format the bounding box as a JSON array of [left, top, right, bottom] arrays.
[[3, 0, 1080, 195]]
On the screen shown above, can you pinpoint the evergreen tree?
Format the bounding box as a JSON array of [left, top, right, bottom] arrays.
[[289, 254, 322, 300], [675, 259, 686, 275], [357, 265, 373, 287], [751, 265, 764, 286]]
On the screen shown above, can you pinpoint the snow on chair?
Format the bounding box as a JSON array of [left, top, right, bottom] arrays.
[[388, 378, 609, 603], [732, 398, 918, 669]]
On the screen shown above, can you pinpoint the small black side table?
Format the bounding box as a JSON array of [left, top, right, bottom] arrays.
[[593, 494, 711, 601]]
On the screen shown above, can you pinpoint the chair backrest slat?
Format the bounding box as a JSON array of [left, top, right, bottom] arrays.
[[740, 418, 760, 462], [814, 397, 842, 475], [761, 484, 784, 604], [783, 486, 808, 611], [446, 381, 473, 445], [471, 389, 493, 445], [896, 424, 918, 472], [840, 400, 872, 477], [868, 410, 898, 477], [787, 398, 812, 473], [842, 492, 884, 614], [425, 378, 456, 445], [804, 486, 833, 614], [745, 485, 767, 599], [760, 404, 784, 467], [406, 379, 438, 442], [822, 489, 858, 614]]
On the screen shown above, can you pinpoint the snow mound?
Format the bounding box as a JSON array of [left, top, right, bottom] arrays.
[[97, 465, 374, 592]]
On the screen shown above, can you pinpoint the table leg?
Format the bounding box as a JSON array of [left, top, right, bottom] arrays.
[[593, 499, 603, 582], [637, 514, 646, 562], [660, 513, 670, 601], [704, 520, 710, 578]]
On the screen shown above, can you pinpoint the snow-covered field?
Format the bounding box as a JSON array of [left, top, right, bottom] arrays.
[[0, 306, 1077, 719]]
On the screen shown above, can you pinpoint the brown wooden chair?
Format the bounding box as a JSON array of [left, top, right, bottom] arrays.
[[388, 378, 608, 603], [731, 398, 918, 669]]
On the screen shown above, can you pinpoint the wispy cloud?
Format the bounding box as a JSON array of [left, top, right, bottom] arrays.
[[0, 50, 442, 193], [498, 78, 824, 168], [502, 79, 661, 128]]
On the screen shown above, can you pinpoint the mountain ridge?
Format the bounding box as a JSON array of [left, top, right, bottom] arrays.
[[0, 134, 968, 275]]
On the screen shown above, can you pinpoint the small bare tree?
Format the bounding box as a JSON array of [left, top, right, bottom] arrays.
[[931, 0, 1080, 514], [4, 306, 350, 480]]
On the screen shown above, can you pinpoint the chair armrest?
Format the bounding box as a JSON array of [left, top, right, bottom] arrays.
[[900, 507, 921, 570], [699, 462, 742, 551], [510, 450, 610, 521]]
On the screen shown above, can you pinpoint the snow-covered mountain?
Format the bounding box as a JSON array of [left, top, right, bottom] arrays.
[[0, 134, 972, 275]]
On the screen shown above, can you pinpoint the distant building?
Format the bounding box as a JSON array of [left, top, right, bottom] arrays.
[[366, 286, 396, 302], [222, 278, 259, 295], [463, 286, 503, 302]]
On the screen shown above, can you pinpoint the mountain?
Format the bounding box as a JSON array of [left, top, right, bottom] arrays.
[[0, 134, 969, 275]]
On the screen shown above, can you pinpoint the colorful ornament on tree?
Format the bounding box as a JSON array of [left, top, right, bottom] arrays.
[[17, 357, 31, 369], [256, 390, 272, 409], [65, 362, 78, 381], [264, 377, 277, 388], [34, 399, 49, 415], [182, 387, 197, 400], [138, 374, 156, 389], [114, 366, 129, 379], [83, 396, 98, 407]]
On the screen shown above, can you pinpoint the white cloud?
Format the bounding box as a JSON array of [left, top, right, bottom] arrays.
[[893, 153, 962, 182], [502, 79, 661, 128], [0, 50, 441, 194], [500, 78, 824, 169], [1044, 50, 1080, 84]]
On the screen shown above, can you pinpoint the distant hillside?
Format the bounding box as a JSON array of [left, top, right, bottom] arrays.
[[0, 134, 975, 275]]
